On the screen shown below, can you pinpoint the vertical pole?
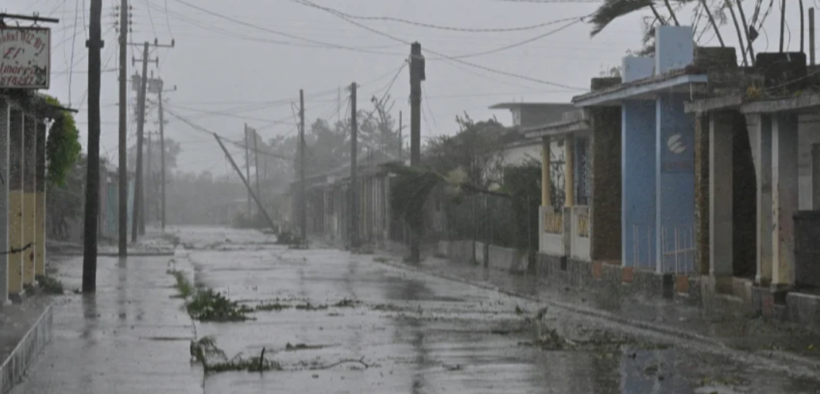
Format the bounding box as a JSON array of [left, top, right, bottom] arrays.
[[158, 88, 166, 229], [35, 121, 46, 276], [118, 0, 128, 255], [350, 83, 359, 249], [0, 99, 8, 303], [299, 90, 307, 245], [541, 136, 551, 207], [83, 0, 103, 292], [398, 111, 402, 160], [409, 42, 424, 263], [736, 0, 756, 66], [23, 117, 35, 286], [244, 123, 251, 220], [565, 135, 575, 207], [131, 42, 148, 242], [146, 131, 152, 225], [253, 129, 260, 223], [801, 0, 806, 54], [811, 8, 816, 65], [780, 0, 787, 52]]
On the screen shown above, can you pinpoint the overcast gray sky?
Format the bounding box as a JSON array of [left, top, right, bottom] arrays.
[[8, 0, 809, 175]]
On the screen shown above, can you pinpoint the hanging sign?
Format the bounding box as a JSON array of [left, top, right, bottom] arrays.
[[0, 27, 51, 89]]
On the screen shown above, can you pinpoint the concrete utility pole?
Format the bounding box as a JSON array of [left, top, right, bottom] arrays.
[[148, 77, 173, 230], [349, 83, 359, 249], [214, 135, 278, 232], [299, 90, 307, 244], [117, 0, 128, 256], [409, 42, 425, 263], [811, 7, 817, 65], [83, 0, 103, 293], [131, 42, 149, 242]]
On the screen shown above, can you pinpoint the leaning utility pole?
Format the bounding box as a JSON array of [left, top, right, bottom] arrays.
[[117, 0, 128, 256], [131, 42, 149, 242], [408, 42, 425, 263], [398, 110, 403, 160], [83, 0, 103, 293], [299, 90, 307, 244], [349, 83, 359, 249]]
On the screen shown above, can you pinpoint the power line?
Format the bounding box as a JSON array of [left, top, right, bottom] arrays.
[[308, 9, 585, 33], [169, 0, 407, 56], [293, 0, 586, 90]]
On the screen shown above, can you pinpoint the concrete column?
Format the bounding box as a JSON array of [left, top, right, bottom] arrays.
[[541, 136, 551, 207], [772, 114, 799, 288], [694, 114, 710, 275], [0, 99, 8, 303], [8, 109, 24, 296], [35, 121, 46, 277], [797, 114, 820, 210], [589, 107, 622, 262], [622, 100, 657, 269], [22, 116, 36, 285], [747, 114, 774, 285], [709, 112, 734, 277], [564, 134, 575, 207]]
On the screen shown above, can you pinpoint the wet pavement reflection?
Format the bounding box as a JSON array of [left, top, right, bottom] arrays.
[[12, 227, 820, 393]]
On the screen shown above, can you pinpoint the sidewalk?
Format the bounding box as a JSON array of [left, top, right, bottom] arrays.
[[9, 252, 202, 394], [372, 251, 820, 370]]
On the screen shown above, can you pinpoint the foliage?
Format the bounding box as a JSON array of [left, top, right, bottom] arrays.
[[191, 337, 282, 374], [499, 161, 542, 251], [35, 274, 65, 294], [423, 113, 507, 190], [170, 270, 195, 298], [46, 155, 85, 240], [386, 164, 443, 234], [186, 288, 253, 322], [43, 96, 82, 186]]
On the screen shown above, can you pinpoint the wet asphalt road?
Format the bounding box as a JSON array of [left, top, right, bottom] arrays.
[[12, 227, 820, 393]]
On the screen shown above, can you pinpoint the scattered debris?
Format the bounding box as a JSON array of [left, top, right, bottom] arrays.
[[169, 270, 195, 299], [35, 274, 65, 294], [169, 270, 251, 322], [191, 336, 281, 373], [332, 298, 360, 308], [255, 302, 291, 311], [285, 343, 328, 351], [373, 256, 390, 263]]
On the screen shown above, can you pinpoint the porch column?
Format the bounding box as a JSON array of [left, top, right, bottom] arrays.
[[35, 121, 46, 276], [564, 134, 575, 207], [0, 99, 8, 303], [797, 114, 820, 210], [772, 114, 798, 288], [709, 112, 734, 277], [23, 115, 36, 285], [541, 136, 551, 207], [747, 114, 773, 285]]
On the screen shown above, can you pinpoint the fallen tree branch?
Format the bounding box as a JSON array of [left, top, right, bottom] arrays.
[[310, 357, 369, 370]]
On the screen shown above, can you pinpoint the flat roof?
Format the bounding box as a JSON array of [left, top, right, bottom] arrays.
[[573, 69, 708, 107], [488, 102, 573, 110], [741, 93, 820, 114]]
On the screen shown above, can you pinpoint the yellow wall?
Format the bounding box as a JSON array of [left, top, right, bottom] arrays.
[[8, 190, 23, 293], [23, 192, 35, 284], [35, 193, 45, 276]]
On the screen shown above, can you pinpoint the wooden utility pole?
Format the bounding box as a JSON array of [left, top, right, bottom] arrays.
[[299, 90, 307, 244], [253, 128, 260, 223], [781, 0, 787, 52], [398, 110, 402, 160], [117, 0, 128, 256], [812, 8, 817, 65], [158, 87, 167, 229], [131, 42, 149, 242], [409, 42, 425, 263], [83, 0, 103, 293], [244, 123, 251, 220], [146, 131, 153, 223], [349, 83, 359, 249]]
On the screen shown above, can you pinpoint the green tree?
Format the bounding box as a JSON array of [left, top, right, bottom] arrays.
[[43, 96, 82, 186]]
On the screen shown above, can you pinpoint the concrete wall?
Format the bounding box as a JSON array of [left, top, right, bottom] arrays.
[[798, 114, 820, 210], [539, 205, 565, 256], [622, 100, 657, 270], [570, 206, 590, 261]]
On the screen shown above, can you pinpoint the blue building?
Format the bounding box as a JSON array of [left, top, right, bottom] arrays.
[[573, 26, 707, 276]]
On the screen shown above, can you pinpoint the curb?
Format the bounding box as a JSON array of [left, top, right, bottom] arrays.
[[0, 304, 54, 394], [372, 258, 820, 376]]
